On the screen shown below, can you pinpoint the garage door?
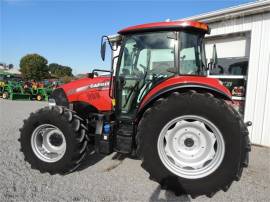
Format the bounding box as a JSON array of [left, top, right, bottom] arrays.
[[205, 33, 251, 116]]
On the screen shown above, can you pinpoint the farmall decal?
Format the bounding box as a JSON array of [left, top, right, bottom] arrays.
[[67, 81, 110, 95]]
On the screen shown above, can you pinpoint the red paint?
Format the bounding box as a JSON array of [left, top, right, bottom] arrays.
[[118, 20, 209, 34], [60, 76, 112, 112], [139, 76, 231, 110], [60, 75, 230, 113]]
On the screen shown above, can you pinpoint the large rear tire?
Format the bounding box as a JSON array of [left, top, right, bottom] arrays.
[[19, 106, 88, 174], [136, 92, 250, 198]]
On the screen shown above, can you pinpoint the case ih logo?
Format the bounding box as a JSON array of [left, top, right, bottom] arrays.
[[67, 81, 109, 95], [88, 81, 110, 89]]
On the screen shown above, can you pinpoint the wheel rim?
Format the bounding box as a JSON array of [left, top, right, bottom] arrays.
[[37, 95, 42, 101], [31, 124, 66, 163], [3, 93, 7, 99], [157, 115, 225, 179]]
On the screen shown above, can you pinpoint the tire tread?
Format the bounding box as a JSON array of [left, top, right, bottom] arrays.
[[136, 91, 250, 197], [19, 106, 88, 175]]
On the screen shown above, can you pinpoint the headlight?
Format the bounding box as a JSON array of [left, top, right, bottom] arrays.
[[50, 88, 69, 107]]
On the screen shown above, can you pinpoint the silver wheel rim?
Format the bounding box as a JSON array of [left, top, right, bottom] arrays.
[[31, 124, 66, 163], [157, 115, 225, 179]]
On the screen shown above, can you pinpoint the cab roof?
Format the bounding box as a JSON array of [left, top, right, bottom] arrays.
[[118, 20, 210, 35]]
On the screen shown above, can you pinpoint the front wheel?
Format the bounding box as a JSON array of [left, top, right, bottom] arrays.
[[136, 92, 250, 198], [19, 106, 88, 174], [2, 91, 9, 99]]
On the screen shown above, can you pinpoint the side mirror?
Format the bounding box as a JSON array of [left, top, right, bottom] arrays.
[[100, 35, 119, 61], [208, 44, 218, 70], [211, 44, 218, 66], [101, 41, 106, 61]]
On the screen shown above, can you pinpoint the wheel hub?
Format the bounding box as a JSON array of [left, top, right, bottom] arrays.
[[49, 133, 63, 147], [31, 124, 66, 163], [158, 115, 225, 179], [184, 138, 194, 147]]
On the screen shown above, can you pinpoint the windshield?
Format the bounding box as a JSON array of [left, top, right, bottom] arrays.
[[119, 32, 176, 77], [117, 31, 176, 114]]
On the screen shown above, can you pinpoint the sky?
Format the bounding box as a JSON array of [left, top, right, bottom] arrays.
[[0, 0, 253, 75]]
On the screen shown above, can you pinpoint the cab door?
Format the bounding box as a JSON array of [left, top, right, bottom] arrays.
[[115, 32, 177, 119], [115, 38, 146, 118]]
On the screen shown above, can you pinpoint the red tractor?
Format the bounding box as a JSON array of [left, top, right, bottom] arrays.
[[19, 21, 251, 198]]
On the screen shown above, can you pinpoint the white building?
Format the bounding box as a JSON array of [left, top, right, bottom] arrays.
[[0, 62, 21, 75], [0, 63, 6, 70], [183, 0, 270, 146]]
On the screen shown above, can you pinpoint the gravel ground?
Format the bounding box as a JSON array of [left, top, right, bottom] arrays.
[[0, 99, 269, 202]]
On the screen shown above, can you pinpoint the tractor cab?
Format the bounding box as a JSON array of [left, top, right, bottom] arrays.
[[101, 21, 210, 118]]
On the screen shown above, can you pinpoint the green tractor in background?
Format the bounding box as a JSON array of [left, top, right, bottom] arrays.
[[0, 81, 7, 98], [0, 81, 31, 100], [0, 80, 53, 101], [0, 72, 30, 100], [0, 71, 62, 101], [23, 81, 55, 101]]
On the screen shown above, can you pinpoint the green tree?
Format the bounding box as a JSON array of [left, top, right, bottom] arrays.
[[60, 75, 74, 84], [20, 54, 49, 80], [49, 63, 73, 77]]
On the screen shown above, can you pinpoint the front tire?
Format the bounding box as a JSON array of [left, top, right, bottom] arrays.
[[19, 106, 88, 174], [2, 91, 9, 99], [136, 92, 250, 197]]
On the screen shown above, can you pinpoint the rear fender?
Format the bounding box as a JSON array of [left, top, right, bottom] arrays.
[[137, 79, 232, 120]]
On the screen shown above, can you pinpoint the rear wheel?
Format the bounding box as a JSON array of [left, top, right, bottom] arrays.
[[36, 94, 43, 101], [2, 91, 9, 99], [19, 106, 88, 174], [136, 92, 250, 197], [157, 115, 225, 180]]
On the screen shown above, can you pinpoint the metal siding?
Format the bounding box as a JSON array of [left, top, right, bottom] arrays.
[[208, 12, 270, 146], [261, 53, 270, 146], [250, 13, 270, 144], [256, 12, 270, 146], [244, 14, 264, 144], [209, 15, 252, 37]]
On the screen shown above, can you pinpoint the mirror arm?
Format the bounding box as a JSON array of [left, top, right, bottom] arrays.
[[92, 69, 112, 74], [101, 35, 118, 51]]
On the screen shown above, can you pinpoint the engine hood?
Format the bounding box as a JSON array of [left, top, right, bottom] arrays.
[[60, 76, 111, 96], [57, 76, 112, 112]]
